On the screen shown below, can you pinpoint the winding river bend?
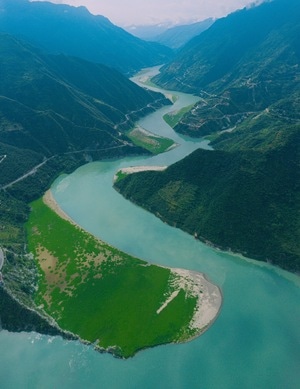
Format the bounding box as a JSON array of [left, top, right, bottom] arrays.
[[1, 68, 300, 388]]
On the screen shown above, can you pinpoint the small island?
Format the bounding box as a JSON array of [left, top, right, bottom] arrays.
[[25, 190, 222, 358]]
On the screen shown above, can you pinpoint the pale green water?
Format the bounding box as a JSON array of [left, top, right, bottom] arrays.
[[1, 70, 299, 389]]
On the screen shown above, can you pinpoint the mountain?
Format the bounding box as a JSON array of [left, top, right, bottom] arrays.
[[0, 33, 170, 188], [154, 0, 300, 136], [114, 0, 300, 272], [125, 23, 171, 41], [0, 0, 173, 75], [126, 19, 214, 49], [114, 123, 300, 272], [154, 19, 215, 49]]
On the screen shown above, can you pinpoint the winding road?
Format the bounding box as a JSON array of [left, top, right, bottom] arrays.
[[0, 157, 54, 190], [0, 247, 4, 270]]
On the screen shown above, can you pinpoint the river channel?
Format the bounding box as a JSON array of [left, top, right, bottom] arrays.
[[0, 68, 299, 389]]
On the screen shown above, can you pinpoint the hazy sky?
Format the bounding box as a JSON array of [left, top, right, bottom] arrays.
[[33, 0, 257, 26]]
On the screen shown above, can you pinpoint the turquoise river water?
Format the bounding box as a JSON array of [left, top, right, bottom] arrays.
[[1, 68, 299, 389]]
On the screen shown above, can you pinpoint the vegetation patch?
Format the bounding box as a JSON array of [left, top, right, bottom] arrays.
[[127, 126, 175, 154], [26, 197, 200, 358], [163, 104, 195, 128], [114, 170, 129, 183], [170, 94, 179, 103]]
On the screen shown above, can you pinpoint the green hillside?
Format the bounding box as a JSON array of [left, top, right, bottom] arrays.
[[154, 0, 300, 137], [0, 33, 170, 185], [114, 124, 300, 272]]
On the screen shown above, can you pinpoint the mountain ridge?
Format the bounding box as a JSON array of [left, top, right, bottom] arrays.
[[0, 33, 170, 159], [126, 19, 215, 49], [0, 30, 170, 256], [0, 0, 173, 74]]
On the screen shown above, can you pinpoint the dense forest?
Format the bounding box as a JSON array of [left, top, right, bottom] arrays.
[[115, 124, 300, 271]]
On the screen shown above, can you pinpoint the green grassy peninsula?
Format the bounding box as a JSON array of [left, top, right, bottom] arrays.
[[26, 192, 221, 358]]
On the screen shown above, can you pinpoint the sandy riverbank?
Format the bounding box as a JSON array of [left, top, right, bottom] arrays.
[[156, 267, 222, 337], [43, 190, 79, 227], [114, 165, 167, 182], [120, 165, 167, 174], [171, 268, 222, 334]]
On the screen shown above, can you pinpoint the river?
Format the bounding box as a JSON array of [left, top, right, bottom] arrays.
[[0, 68, 299, 389]]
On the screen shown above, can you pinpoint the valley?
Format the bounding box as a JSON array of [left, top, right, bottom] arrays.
[[38, 70, 300, 388], [0, 63, 222, 359], [0, 0, 299, 387], [0, 61, 299, 389]]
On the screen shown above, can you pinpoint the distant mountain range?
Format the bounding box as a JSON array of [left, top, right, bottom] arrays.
[[126, 19, 215, 49], [154, 19, 215, 49], [115, 0, 300, 272], [0, 0, 173, 74], [125, 23, 171, 41]]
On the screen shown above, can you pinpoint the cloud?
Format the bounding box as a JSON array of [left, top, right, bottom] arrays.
[[32, 0, 256, 26]]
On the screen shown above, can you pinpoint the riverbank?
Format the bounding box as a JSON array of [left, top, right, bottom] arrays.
[[43, 190, 77, 226], [0, 286, 75, 339], [170, 268, 222, 338], [114, 165, 167, 182]]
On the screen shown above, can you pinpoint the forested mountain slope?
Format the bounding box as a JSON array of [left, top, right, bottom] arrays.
[[0, 0, 173, 75], [0, 33, 169, 185], [154, 0, 300, 137], [115, 123, 300, 272], [114, 0, 300, 272]]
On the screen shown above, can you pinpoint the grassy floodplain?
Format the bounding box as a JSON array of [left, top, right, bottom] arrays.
[[26, 194, 204, 358], [127, 126, 176, 154]]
